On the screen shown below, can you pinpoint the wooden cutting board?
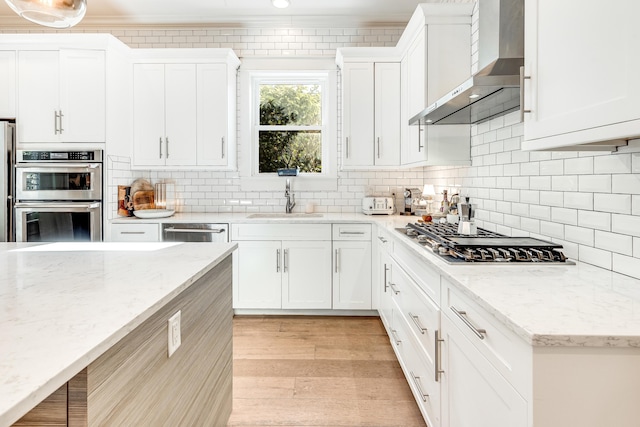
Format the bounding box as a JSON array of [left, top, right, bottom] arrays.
[[132, 190, 155, 211]]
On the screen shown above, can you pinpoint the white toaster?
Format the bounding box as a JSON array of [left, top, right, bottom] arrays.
[[362, 197, 395, 215]]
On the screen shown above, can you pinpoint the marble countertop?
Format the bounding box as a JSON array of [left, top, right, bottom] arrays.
[[111, 211, 640, 348], [110, 211, 373, 224], [0, 241, 236, 427]]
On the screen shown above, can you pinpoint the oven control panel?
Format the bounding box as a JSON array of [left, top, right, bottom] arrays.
[[19, 150, 101, 162]]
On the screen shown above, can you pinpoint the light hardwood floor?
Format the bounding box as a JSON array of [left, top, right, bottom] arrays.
[[228, 316, 427, 427]]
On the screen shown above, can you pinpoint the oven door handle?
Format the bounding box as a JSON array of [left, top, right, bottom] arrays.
[[15, 202, 101, 210], [15, 163, 101, 169]]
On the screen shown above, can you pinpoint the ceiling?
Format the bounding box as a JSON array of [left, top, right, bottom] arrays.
[[0, 0, 469, 28]]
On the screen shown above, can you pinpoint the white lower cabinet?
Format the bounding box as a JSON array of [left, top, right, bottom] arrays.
[[232, 224, 332, 310], [376, 229, 394, 329], [440, 313, 527, 427], [110, 223, 160, 242], [332, 224, 372, 310]]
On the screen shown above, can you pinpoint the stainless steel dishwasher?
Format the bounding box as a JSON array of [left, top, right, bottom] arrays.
[[161, 223, 229, 243]]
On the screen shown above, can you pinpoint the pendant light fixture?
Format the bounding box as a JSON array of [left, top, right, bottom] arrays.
[[4, 0, 87, 28], [271, 0, 290, 9]]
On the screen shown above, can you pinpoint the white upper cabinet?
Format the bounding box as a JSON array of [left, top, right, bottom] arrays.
[[522, 0, 640, 150], [340, 58, 401, 169], [398, 4, 473, 166], [132, 49, 239, 169], [17, 49, 105, 143], [0, 51, 16, 118]]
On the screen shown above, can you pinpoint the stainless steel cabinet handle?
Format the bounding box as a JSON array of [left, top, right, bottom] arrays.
[[166, 137, 170, 158], [435, 330, 444, 382], [276, 248, 281, 272], [383, 263, 389, 292], [410, 371, 428, 402], [377, 137, 380, 159], [283, 248, 288, 273], [409, 312, 427, 334], [335, 248, 340, 273], [340, 231, 365, 235], [54, 111, 59, 134], [159, 137, 163, 158], [58, 110, 64, 134], [418, 124, 424, 152], [520, 66, 532, 121], [450, 306, 487, 340], [389, 283, 400, 295], [378, 236, 387, 243], [221, 137, 225, 158], [15, 163, 99, 169], [390, 329, 401, 345], [121, 231, 145, 235], [164, 228, 225, 234], [346, 137, 350, 158]]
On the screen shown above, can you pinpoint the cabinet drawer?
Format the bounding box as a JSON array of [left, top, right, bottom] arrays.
[[231, 224, 331, 241], [332, 223, 371, 241], [392, 241, 440, 303], [111, 223, 159, 242], [390, 259, 439, 366], [443, 279, 529, 394]]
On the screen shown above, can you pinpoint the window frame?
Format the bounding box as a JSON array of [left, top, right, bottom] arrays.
[[239, 58, 337, 192]]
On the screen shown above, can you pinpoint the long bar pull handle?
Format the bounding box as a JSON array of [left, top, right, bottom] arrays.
[[418, 124, 424, 152], [346, 137, 350, 158], [389, 283, 400, 295], [408, 312, 427, 334], [335, 248, 339, 273], [221, 137, 225, 158], [378, 236, 387, 243], [383, 264, 389, 292], [283, 248, 288, 273], [166, 137, 170, 159], [390, 329, 401, 346], [159, 137, 163, 158], [276, 249, 281, 272], [520, 66, 532, 122], [340, 231, 365, 235], [58, 110, 64, 134], [410, 371, 428, 402], [435, 330, 444, 382], [450, 306, 487, 340], [377, 137, 381, 159], [54, 111, 59, 134]]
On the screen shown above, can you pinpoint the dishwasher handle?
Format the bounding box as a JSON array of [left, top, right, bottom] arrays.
[[164, 228, 226, 234]]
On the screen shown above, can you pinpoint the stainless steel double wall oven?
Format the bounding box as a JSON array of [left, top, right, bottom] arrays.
[[14, 149, 103, 242]]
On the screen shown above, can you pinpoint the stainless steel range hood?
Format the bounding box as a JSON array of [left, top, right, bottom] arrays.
[[410, 0, 524, 126]]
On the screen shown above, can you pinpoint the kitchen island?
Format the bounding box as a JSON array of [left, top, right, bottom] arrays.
[[0, 241, 236, 427]]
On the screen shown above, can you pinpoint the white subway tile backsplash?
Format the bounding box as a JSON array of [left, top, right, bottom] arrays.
[[612, 174, 640, 194], [540, 221, 564, 239], [504, 189, 520, 202], [633, 153, 640, 173], [539, 159, 564, 176], [579, 246, 612, 270], [520, 190, 540, 205], [520, 217, 540, 234], [612, 214, 640, 237], [594, 153, 631, 174], [565, 225, 594, 246], [634, 195, 640, 215], [564, 157, 594, 175], [578, 210, 611, 232], [579, 175, 612, 193], [595, 230, 633, 256], [540, 191, 564, 207], [551, 207, 578, 226], [613, 254, 640, 280], [530, 176, 551, 191], [635, 237, 640, 258], [564, 192, 593, 210], [594, 193, 632, 214], [552, 175, 578, 192], [529, 204, 550, 221]]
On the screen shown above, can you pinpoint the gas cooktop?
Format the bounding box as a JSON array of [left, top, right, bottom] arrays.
[[397, 222, 572, 264]]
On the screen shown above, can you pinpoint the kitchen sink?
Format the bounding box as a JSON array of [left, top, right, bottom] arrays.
[[246, 213, 324, 219]]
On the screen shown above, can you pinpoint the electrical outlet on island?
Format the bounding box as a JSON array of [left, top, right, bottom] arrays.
[[167, 310, 181, 357]]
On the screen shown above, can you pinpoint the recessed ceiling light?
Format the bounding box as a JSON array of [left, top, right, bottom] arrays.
[[272, 0, 290, 9], [469, 94, 480, 99]]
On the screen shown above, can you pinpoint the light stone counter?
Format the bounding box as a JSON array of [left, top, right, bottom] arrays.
[[0, 241, 236, 427], [111, 212, 640, 348]]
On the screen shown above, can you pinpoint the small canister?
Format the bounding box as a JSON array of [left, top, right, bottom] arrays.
[[117, 185, 134, 217]]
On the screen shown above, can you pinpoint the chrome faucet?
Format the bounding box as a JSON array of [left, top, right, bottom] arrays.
[[285, 179, 296, 213]]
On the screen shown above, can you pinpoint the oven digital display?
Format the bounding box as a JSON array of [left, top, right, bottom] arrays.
[[49, 152, 69, 160]]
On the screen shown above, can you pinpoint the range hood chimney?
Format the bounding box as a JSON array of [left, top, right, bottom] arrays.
[[410, 0, 524, 126]]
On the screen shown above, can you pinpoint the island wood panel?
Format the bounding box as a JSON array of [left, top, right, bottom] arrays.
[[68, 369, 88, 427], [87, 256, 233, 426], [12, 384, 67, 427]]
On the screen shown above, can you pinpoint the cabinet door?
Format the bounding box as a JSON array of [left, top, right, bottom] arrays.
[[406, 29, 426, 119], [234, 241, 282, 309], [401, 54, 427, 166], [0, 51, 16, 118], [165, 63, 197, 166], [59, 49, 105, 142], [333, 241, 372, 310], [378, 242, 393, 329], [133, 64, 166, 167], [374, 63, 400, 166], [440, 315, 527, 427], [523, 0, 640, 147], [17, 50, 59, 143], [282, 240, 332, 309], [342, 62, 374, 167], [197, 63, 228, 166]]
